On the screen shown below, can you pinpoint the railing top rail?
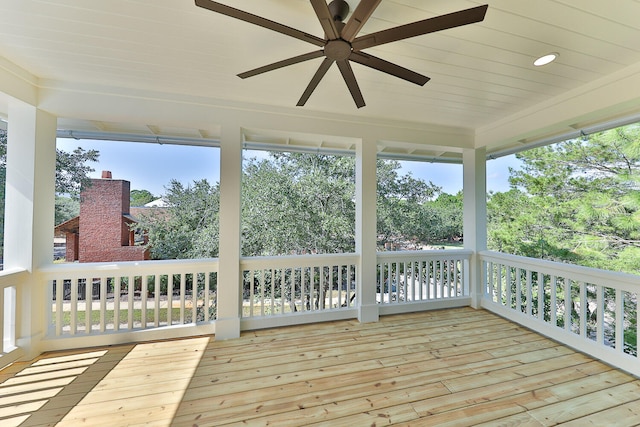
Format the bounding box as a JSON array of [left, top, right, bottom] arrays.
[[241, 252, 358, 269], [377, 249, 473, 261], [0, 267, 29, 287], [479, 250, 640, 289], [38, 257, 220, 278]]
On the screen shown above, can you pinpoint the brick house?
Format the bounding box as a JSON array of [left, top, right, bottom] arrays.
[[55, 171, 149, 262]]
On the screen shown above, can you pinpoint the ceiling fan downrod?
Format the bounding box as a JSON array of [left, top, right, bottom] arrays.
[[328, 0, 349, 23]]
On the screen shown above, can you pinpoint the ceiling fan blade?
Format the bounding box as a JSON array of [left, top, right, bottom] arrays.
[[238, 50, 325, 79], [349, 52, 429, 86], [341, 0, 382, 42], [297, 58, 335, 106], [336, 60, 365, 108], [310, 0, 340, 40], [195, 0, 325, 47], [352, 4, 488, 51]]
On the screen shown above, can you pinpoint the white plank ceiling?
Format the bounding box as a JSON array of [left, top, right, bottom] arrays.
[[0, 0, 639, 156]]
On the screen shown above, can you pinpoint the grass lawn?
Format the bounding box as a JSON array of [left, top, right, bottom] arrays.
[[53, 307, 215, 328]]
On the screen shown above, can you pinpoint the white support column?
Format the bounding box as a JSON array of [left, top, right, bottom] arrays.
[[5, 100, 57, 357], [463, 147, 487, 309], [356, 138, 379, 323], [216, 123, 242, 339]]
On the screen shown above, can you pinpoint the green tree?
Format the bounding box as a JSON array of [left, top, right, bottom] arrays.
[[489, 124, 640, 273], [130, 189, 157, 207], [140, 152, 460, 259], [136, 179, 219, 260], [377, 159, 441, 247], [242, 153, 356, 256], [55, 196, 80, 225], [425, 192, 464, 243], [55, 146, 100, 197]]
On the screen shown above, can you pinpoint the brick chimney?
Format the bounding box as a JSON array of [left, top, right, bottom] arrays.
[[78, 174, 134, 262]]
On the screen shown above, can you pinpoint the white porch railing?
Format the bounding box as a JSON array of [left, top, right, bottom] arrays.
[[0, 268, 26, 367], [480, 250, 640, 377], [376, 250, 472, 314], [10, 249, 639, 379], [39, 259, 218, 349], [240, 253, 359, 328], [36, 250, 475, 339]]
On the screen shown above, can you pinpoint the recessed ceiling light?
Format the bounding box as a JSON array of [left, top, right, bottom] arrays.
[[534, 52, 559, 67]]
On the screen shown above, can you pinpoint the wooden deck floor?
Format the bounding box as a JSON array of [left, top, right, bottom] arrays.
[[2, 307, 640, 426]]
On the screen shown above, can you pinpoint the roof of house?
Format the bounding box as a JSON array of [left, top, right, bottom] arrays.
[[55, 215, 140, 236], [54, 216, 79, 236]]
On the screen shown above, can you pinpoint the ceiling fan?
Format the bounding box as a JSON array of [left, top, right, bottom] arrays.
[[195, 0, 488, 108]]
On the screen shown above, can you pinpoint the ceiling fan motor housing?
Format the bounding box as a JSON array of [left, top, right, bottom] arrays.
[[325, 39, 351, 60]]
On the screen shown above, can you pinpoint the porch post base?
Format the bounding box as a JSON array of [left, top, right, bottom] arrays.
[[470, 294, 482, 310], [358, 304, 379, 323], [16, 331, 44, 360], [215, 317, 241, 340]]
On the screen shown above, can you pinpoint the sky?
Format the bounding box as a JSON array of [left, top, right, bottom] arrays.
[[395, 155, 518, 194], [57, 138, 219, 198], [57, 138, 519, 197]]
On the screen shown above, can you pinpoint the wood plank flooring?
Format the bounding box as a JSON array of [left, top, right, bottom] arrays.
[[1, 307, 640, 426]]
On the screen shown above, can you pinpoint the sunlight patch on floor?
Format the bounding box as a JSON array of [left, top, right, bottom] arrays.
[[0, 349, 108, 426], [56, 337, 209, 426]]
